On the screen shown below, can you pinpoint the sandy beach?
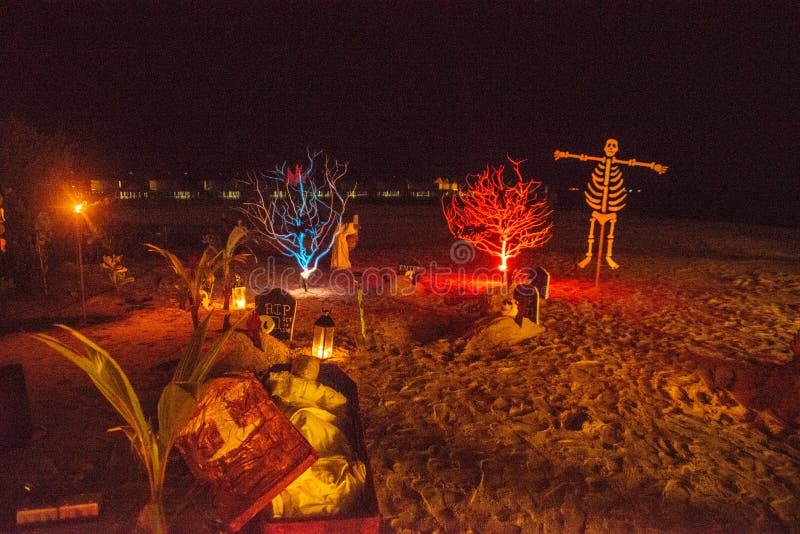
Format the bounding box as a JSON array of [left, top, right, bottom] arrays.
[[1, 204, 799, 533]]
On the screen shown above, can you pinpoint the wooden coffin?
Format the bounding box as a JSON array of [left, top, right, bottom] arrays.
[[255, 363, 381, 534]]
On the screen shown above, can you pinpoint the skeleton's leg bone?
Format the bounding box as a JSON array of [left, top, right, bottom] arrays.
[[605, 217, 620, 269], [577, 215, 597, 268]]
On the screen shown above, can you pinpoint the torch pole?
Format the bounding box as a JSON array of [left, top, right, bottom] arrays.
[[76, 216, 86, 322]]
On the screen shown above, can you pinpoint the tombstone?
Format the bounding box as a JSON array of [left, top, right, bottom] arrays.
[[255, 289, 297, 342], [532, 267, 550, 299], [515, 266, 550, 299], [0, 363, 32, 448], [513, 284, 540, 326], [398, 258, 423, 286]]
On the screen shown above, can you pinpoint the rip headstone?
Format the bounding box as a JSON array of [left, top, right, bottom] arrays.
[[255, 289, 297, 342], [513, 284, 540, 326]]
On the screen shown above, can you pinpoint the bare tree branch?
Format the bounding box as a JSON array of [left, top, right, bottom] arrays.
[[443, 157, 553, 274], [239, 150, 351, 282]]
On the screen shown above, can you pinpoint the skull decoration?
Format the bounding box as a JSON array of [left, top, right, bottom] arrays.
[[259, 315, 276, 334], [500, 298, 518, 317], [603, 138, 619, 158], [246, 311, 275, 349]]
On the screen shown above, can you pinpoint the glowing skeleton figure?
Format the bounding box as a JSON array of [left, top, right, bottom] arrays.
[[554, 139, 667, 269]]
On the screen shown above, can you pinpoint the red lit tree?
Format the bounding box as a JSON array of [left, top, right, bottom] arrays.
[[442, 157, 553, 282]]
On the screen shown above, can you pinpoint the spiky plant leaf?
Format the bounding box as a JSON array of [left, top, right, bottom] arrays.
[[137, 502, 167, 534], [158, 313, 212, 450], [219, 222, 251, 283], [172, 313, 211, 381], [157, 381, 197, 453], [30, 326, 159, 477], [31, 327, 153, 444], [147, 242, 224, 327], [32, 313, 239, 534], [146, 242, 220, 297], [186, 314, 244, 384], [145, 244, 191, 285]]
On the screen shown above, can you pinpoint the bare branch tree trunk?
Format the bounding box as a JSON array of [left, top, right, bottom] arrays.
[[238, 150, 352, 287]]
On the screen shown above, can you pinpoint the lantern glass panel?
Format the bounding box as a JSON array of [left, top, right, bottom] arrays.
[[232, 286, 247, 310], [312, 311, 335, 360]]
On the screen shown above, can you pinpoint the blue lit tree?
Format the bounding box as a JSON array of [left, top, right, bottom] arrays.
[[240, 150, 350, 289]]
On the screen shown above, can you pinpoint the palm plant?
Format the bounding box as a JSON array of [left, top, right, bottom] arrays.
[[30, 313, 239, 534], [216, 222, 251, 330], [101, 254, 135, 291], [146, 243, 222, 329]]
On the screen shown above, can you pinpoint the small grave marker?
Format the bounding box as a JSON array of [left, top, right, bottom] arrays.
[[513, 284, 540, 326], [515, 266, 550, 299], [532, 266, 550, 299], [255, 289, 297, 342], [398, 258, 423, 285]]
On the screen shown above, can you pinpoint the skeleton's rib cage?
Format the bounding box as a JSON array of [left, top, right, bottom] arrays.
[[585, 158, 626, 213]]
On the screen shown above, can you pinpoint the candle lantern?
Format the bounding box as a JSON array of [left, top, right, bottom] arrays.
[[312, 310, 335, 360], [231, 286, 247, 310]]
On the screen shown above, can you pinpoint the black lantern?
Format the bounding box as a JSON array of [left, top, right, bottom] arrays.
[[312, 310, 335, 360]]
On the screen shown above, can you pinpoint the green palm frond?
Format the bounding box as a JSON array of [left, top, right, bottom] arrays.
[[217, 223, 252, 283], [30, 326, 158, 471], [31, 311, 239, 534], [146, 243, 221, 293], [186, 314, 244, 384], [32, 327, 152, 442], [147, 243, 224, 329], [145, 244, 190, 285], [197, 247, 222, 293], [158, 312, 244, 450], [224, 223, 248, 256], [172, 313, 211, 380], [157, 381, 197, 453]]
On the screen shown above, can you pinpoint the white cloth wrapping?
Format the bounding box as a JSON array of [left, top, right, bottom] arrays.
[[267, 371, 367, 518]]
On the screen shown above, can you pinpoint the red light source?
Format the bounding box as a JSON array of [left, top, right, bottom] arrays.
[[442, 157, 552, 283]]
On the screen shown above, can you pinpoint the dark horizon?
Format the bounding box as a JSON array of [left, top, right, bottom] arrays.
[[1, 2, 797, 225]]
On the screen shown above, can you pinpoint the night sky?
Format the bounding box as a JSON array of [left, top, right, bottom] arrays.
[[2, 2, 797, 224]]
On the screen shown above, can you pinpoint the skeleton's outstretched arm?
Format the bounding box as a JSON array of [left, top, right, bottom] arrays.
[[616, 158, 668, 175], [553, 150, 603, 163]]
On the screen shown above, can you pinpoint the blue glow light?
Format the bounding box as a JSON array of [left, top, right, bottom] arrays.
[[241, 150, 351, 281]]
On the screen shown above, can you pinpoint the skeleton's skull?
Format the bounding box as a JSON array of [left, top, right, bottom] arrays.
[[604, 138, 619, 158]]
